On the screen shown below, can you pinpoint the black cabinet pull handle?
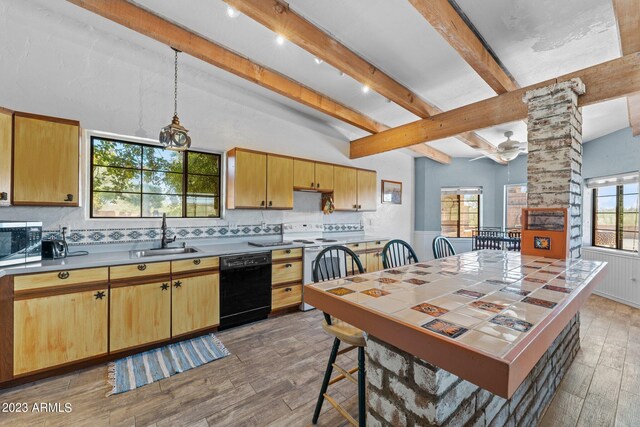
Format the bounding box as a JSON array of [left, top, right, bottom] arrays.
[[285, 263, 292, 268], [268, 201, 273, 207], [0, 192, 7, 201], [64, 194, 74, 202], [358, 204, 362, 209], [94, 291, 105, 300], [353, 204, 357, 209], [193, 259, 201, 265], [174, 281, 182, 288], [285, 287, 292, 292], [311, 182, 314, 187], [137, 264, 147, 271], [261, 200, 265, 206], [316, 183, 320, 188], [285, 249, 291, 254], [354, 244, 359, 247], [58, 271, 69, 280], [161, 283, 169, 291]]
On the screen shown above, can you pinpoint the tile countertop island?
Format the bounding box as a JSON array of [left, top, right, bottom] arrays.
[[305, 250, 608, 426]]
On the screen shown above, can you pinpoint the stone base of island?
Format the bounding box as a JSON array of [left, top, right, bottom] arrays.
[[365, 314, 579, 426], [305, 250, 607, 427]]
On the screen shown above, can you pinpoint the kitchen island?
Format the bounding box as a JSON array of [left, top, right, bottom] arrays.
[[305, 250, 608, 426]]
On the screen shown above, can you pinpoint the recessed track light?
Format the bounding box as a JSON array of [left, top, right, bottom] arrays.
[[361, 85, 370, 94], [276, 35, 285, 45], [226, 6, 240, 18]]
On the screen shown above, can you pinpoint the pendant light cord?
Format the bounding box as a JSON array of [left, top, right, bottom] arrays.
[[174, 48, 178, 117]]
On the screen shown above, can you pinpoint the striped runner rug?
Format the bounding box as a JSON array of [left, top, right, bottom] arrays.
[[107, 334, 230, 396]]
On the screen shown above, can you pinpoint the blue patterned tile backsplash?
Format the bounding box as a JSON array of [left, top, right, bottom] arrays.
[[43, 224, 283, 246], [42, 223, 363, 246]]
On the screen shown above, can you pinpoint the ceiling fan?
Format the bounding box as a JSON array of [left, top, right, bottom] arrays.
[[469, 131, 527, 162]]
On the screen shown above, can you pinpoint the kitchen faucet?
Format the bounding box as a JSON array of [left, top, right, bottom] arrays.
[[161, 213, 176, 249]]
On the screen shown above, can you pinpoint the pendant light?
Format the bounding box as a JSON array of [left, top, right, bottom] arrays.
[[159, 48, 191, 151]]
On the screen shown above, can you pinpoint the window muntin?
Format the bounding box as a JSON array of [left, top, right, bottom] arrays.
[[592, 183, 639, 252], [90, 137, 221, 218]]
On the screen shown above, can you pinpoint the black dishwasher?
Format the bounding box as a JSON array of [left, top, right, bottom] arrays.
[[219, 252, 272, 330]]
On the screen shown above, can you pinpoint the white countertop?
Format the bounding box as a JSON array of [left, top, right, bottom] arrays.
[[0, 235, 391, 276]]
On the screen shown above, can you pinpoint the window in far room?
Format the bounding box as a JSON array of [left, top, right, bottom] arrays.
[[589, 173, 639, 252], [504, 184, 527, 230], [440, 187, 481, 238]]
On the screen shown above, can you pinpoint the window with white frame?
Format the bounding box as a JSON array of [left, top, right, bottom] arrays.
[[504, 184, 527, 230], [586, 173, 639, 252], [440, 187, 482, 238]]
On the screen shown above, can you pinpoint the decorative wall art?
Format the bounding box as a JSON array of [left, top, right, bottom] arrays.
[[382, 180, 402, 204]]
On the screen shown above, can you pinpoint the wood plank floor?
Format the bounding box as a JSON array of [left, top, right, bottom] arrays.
[[0, 294, 638, 427]]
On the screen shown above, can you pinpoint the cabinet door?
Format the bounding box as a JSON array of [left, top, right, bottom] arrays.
[[233, 150, 267, 208], [110, 281, 171, 352], [14, 288, 108, 375], [333, 166, 357, 210], [365, 252, 380, 273], [13, 114, 79, 206], [172, 273, 220, 337], [357, 170, 377, 211], [315, 163, 334, 192], [0, 108, 11, 206], [267, 154, 293, 209], [293, 159, 315, 190]]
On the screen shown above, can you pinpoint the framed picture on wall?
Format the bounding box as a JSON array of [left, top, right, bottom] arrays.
[[382, 180, 402, 204]]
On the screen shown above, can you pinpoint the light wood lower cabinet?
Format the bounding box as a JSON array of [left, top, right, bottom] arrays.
[[272, 284, 302, 310], [172, 273, 220, 337], [366, 251, 383, 273], [110, 281, 171, 352], [13, 287, 108, 375]]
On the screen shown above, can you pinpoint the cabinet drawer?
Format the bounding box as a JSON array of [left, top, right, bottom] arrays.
[[366, 240, 389, 251], [272, 247, 302, 260], [272, 260, 303, 285], [346, 242, 366, 252], [110, 262, 170, 281], [272, 284, 302, 310], [14, 267, 108, 291], [172, 257, 219, 274]]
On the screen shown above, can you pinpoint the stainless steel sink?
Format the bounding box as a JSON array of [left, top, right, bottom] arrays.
[[130, 247, 199, 258]]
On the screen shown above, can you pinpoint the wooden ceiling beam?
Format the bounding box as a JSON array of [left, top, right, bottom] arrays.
[[612, 0, 640, 136], [223, 0, 499, 162], [409, 0, 518, 94], [350, 53, 640, 158], [409, 144, 451, 164], [66, 0, 452, 164], [66, 0, 386, 134]]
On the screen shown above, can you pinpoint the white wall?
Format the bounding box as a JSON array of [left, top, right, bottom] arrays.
[[0, 1, 414, 243]]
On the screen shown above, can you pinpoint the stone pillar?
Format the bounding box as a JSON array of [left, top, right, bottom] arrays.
[[365, 314, 580, 427], [523, 78, 585, 258]]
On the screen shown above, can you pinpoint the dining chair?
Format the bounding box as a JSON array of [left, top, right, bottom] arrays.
[[381, 239, 419, 269], [432, 235, 456, 259], [312, 245, 367, 427]]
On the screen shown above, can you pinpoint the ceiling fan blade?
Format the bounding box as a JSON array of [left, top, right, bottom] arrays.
[[469, 155, 488, 162]]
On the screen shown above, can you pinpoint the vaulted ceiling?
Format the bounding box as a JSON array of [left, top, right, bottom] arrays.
[[63, 0, 634, 159]]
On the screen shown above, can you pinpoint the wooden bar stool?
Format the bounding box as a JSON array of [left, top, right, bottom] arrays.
[[312, 245, 366, 427]]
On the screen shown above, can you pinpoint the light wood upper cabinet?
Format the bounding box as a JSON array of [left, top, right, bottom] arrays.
[[110, 281, 171, 352], [357, 169, 377, 211], [315, 163, 334, 192], [267, 154, 293, 209], [293, 159, 315, 190], [333, 166, 358, 211], [12, 113, 79, 206], [227, 149, 267, 208], [172, 273, 220, 337], [0, 108, 12, 206], [14, 288, 108, 375], [226, 147, 375, 211]]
